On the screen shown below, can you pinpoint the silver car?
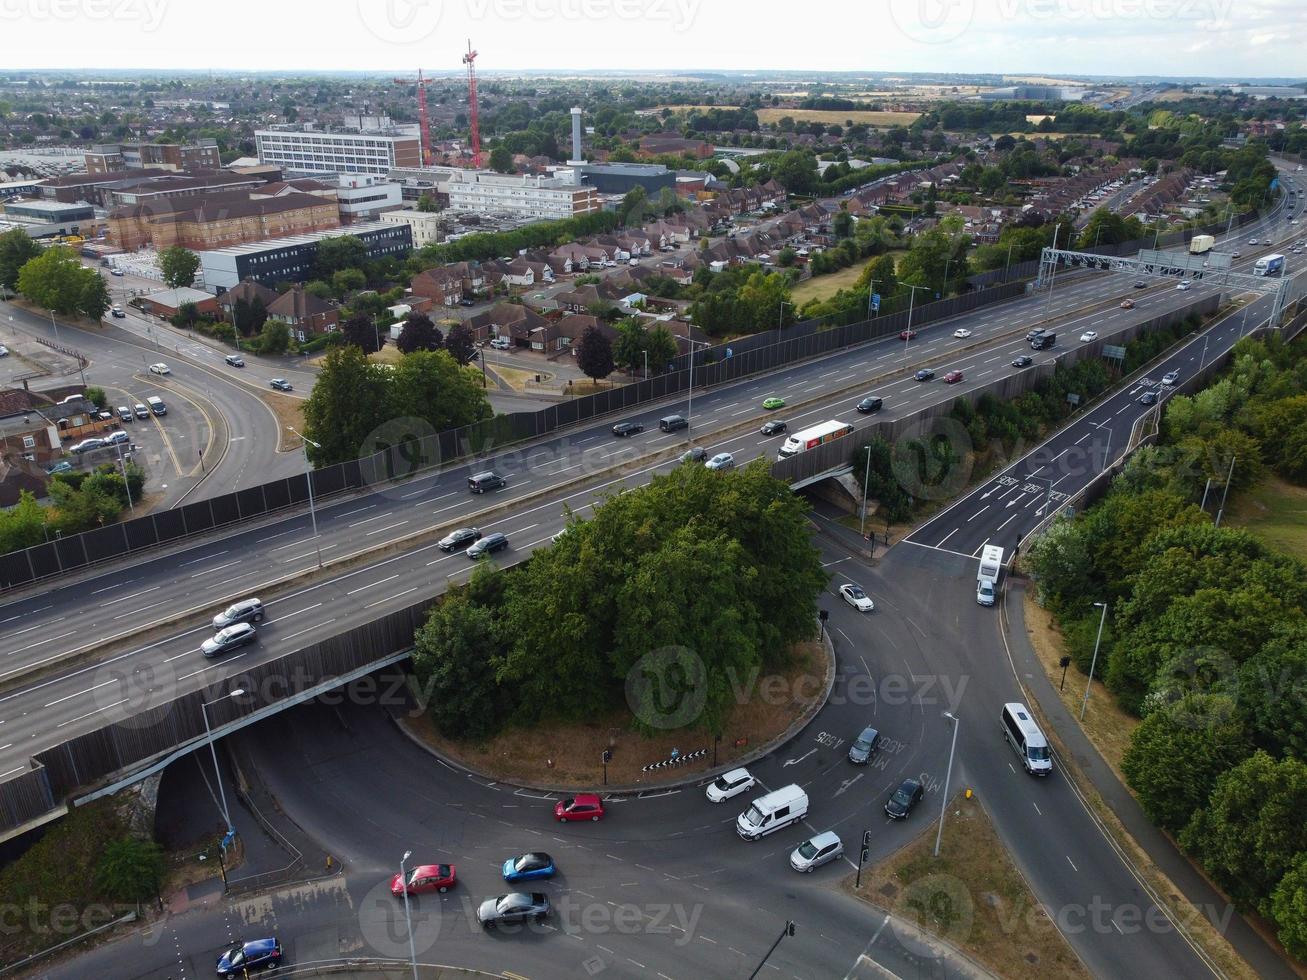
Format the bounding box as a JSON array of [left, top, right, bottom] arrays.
[[201, 622, 257, 658], [212, 598, 265, 630], [790, 831, 843, 872], [704, 452, 735, 471]]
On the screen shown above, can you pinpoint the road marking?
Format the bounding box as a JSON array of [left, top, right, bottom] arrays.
[[179, 551, 228, 566], [346, 575, 399, 596], [365, 588, 418, 609], [966, 506, 988, 522], [1066, 855, 1079, 872], [282, 620, 335, 643], [57, 699, 129, 728], [348, 513, 389, 528], [366, 521, 409, 536], [937, 528, 958, 546], [99, 587, 159, 607], [11, 631, 78, 655], [337, 505, 375, 519], [45, 677, 117, 707], [191, 560, 239, 578]]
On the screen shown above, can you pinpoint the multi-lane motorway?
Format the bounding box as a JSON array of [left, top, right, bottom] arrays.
[[4, 171, 1305, 978]]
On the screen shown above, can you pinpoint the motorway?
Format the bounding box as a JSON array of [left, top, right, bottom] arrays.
[[3, 174, 1304, 978]]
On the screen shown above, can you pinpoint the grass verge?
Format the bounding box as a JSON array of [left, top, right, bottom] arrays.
[[791, 252, 905, 307], [844, 792, 1089, 979], [260, 392, 304, 452], [1224, 476, 1307, 563]]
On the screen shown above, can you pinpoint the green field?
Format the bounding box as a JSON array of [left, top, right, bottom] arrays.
[[1226, 477, 1307, 563], [791, 251, 903, 306]]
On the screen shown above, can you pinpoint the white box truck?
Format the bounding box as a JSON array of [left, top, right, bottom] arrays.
[[1188, 234, 1215, 255], [976, 544, 1004, 606]]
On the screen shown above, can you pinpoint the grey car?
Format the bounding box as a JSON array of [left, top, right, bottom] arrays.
[[201, 622, 257, 659], [467, 532, 508, 559], [680, 446, 708, 464], [477, 892, 550, 928], [848, 725, 881, 764], [212, 598, 265, 630]]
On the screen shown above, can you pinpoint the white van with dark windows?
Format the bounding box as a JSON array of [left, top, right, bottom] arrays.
[[736, 784, 808, 840], [1001, 702, 1052, 776]]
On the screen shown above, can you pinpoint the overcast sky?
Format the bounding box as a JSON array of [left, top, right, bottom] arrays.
[[3, 0, 1303, 79]]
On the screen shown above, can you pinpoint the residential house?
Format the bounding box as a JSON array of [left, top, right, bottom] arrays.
[[410, 267, 464, 307], [216, 279, 278, 320], [266, 286, 339, 340]]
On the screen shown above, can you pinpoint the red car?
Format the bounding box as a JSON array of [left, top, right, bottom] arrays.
[[390, 864, 456, 896], [944, 370, 964, 384], [899, 329, 917, 340], [554, 793, 605, 823]]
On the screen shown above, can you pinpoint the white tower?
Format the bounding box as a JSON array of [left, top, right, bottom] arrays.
[[568, 107, 585, 165]]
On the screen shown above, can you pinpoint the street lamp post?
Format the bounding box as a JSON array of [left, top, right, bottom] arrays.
[[113, 440, 135, 516], [901, 284, 929, 360], [47, 308, 61, 343], [859, 445, 873, 538], [287, 427, 323, 568], [1003, 240, 1015, 283], [934, 711, 960, 857], [683, 337, 711, 436], [778, 300, 790, 331], [399, 850, 419, 980], [201, 688, 246, 837], [1080, 602, 1109, 721]]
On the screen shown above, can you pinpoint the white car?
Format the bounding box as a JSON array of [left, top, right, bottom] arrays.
[[148, 362, 170, 375], [1176, 282, 1192, 291], [704, 452, 735, 471], [0, 345, 8, 357], [839, 583, 874, 612], [1162, 370, 1180, 386], [705, 767, 756, 803], [1249, 238, 1259, 245], [1079, 331, 1098, 342], [953, 328, 972, 339]]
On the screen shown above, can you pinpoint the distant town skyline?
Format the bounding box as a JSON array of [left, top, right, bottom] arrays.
[[2, 0, 1303, 79]]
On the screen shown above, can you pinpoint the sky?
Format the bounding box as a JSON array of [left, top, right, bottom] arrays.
[[2, 0, 1304, 79]]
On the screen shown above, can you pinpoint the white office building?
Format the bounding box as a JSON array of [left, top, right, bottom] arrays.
[[378, 208, 445, 247], [255, 129, 422, 177], [443, 171, 601, 221], [336, 175, 404, 222]]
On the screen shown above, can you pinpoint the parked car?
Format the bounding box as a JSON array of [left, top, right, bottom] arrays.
[[1138, 391, 1158, 405], [212, 598, 265, 629], [1119, 299, 1135, 309], [46, 460, 73, 475], [915, 368, 935, 382], [466, 532, 508, 559], [269, 378, 293, 391], [117, 405, 134, 423], [884, 778, 924, 819], [1011, 355, 1033, 368], [848, 726, 881, 765], [490, 336, 512, 350], [216, 938, 282, 977], [134, 403, 149, 419], [69, 438, 106, 454], [839, 583, 874, 612], [201, 622, 257, 658], [943, 370, 964, 384], [789, 831, 843, 873], [106, 430, 129, 445], [952, 328, 972, 339], [439, 527, 481, 552], [390, 864, 456, 896], [705, 767, 756, 803], [761, 419, 787, 436], [762, 396, 786, 410], [0, 345, 7, 356], [680, 446, 708, 464], [704, 452, 735, 471], [148, 362, 170, 375], [459, 298, 475, 307], [899, 329, 917, 340], [477, 892, 550, 928], [502, 852, 556, 883], [554, 793, 605, 822], [225, 354, 245, 367], [1162, 370, 1180, 386], [612, 421, 644, 437], [855, 396, 883, 414]]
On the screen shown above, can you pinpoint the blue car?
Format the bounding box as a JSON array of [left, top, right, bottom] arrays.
[[216, 937, 282, 976], [501, 851, 556, 883]]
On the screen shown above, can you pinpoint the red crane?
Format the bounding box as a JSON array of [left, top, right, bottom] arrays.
[[393, 68, 432, 166], [462, 40, 481, 168]]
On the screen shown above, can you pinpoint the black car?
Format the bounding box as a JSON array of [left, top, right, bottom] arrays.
[[269, 378, 293, 392], [467, 532, 509, 559], [477, 892, 551, 928], [612, 421, 645, 437], [680, 446, 708, 464], [884, 778, 924, 819], [1011, 355, 1033, 368], [459, 298, 475, 307], [1025, 328, 1046, 342], [216, 937, 282, 976], [761, 419, 787, 436], [915, 368, 935, 382], [438, 527, 481, 552], [855, 396, 883, 414], [1139, 391, 1158, 405]]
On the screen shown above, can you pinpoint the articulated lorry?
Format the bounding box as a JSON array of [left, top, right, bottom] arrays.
[[1254, 253, 1285, 277]]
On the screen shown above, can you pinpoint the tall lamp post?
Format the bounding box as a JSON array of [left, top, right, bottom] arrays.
[[201, 688, 246, 836], [934, 711, 960, 857], [859, 444, 873, 538], [901, 284, 930, 360], [286, 427, 323, 568], [1080, 602, 1109, 721], [683, 336, 712, 436], [399, 850, 419, 980]]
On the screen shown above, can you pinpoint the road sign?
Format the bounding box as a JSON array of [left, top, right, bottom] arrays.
[[1066, 393, 1081, 406], [725, 347, 733, 358], [1103, 344, 1126, 360], [871, 293, 881, 312]]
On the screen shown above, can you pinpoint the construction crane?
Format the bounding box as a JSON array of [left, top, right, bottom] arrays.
[[462, 40, 481, 168], [393, 68, 432, 166]]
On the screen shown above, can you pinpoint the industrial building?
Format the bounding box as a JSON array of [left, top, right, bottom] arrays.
[[0, 198, 95, 238], [255, 128, 422, 177], [197, 221, 412, 291], [85, 140, 221, 174]]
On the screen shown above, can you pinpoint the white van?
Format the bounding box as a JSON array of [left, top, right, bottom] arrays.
[[736, 784, 808, 840], [1001, 702, 1052, 776], [977, 544, 1004, 606]]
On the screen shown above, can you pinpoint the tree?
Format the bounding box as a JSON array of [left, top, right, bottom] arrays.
[[619, 185, 648, 225], [488, 145, 514, 173], [0, 491, 48, 555], [444, 322, 477, 365], [612, 317, 646, 373], [340, 312, 384, 355], [832, 211, 853, 239], [313, 235, 367, 280], [1270, 854, 1307, 960], [0, 227, 41, 290], [85, 386, 107, 409], [395, 311, 442, 354], [171, 301, 200, 331], [77, 272, 111, 321], [773, 150, 818, 194], [863, 253, 898, 301], [1120, 693, 1252, 833], [645, 325, 678, 374], [387, 349, 491, 433], [233, 295, 268, 336], [576, 325, 614, 383], [257, 318, 290, 355], [331, 268, 366, 297], [95, 838, 165, 903], [416, 192, 439, 213], [17, 246, 106, 317], [301, 345, 390, 467], [158, 245, 199, 289]]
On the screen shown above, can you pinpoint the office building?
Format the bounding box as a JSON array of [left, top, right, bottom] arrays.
[[255, 129, 422, 177], [198, 221, 412, 291], [443, 171, 601, 221], [85, 140, 221, 174]]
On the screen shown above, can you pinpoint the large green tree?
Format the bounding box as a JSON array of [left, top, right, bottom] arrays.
[[301, 345, 390, 467], [158, 245, 199, 289], [576, 325, 614, 383], [313, 235, 367, 280], [0, 227, 41, 290], [17, 245, 108, 318]]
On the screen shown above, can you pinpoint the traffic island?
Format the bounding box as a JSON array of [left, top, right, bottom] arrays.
[[844, 792, 1089, 980]]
